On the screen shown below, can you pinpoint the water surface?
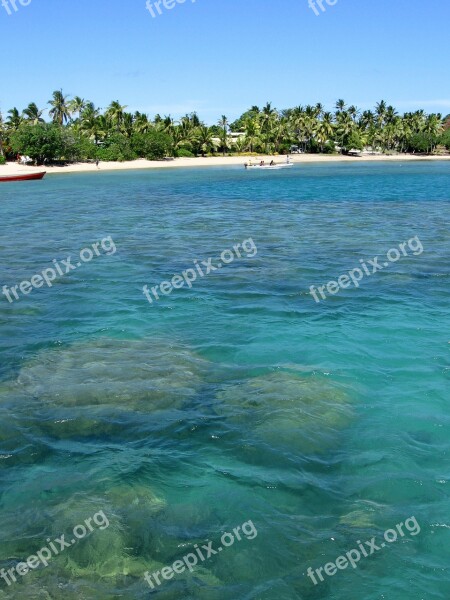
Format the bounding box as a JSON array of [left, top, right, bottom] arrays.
[[0, 161, 449, 599]]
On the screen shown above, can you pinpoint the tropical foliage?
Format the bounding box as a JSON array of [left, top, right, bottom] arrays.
[[0, 92, 447, 164]]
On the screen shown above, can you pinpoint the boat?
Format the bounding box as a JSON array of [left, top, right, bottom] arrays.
[[244, 162, 294, 170], [0, 171, 46, 183]]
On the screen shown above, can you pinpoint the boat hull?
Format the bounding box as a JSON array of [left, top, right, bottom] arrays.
[[245, 163, 294, 170], [0, 172, 46, 182]]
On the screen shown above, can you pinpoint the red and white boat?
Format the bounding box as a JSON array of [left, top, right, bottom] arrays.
[[0, 171, 46, 183]]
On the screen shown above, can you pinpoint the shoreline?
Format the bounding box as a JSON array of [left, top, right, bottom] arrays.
[[1, 154, 450, 176]]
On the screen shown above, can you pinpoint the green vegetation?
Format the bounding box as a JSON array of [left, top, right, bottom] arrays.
[[9, 123, 76, 164], [130, 131, 172, 160], [440, 128, 450, 150], [0, 93, 447, 164], [175, 148, 196, 158]]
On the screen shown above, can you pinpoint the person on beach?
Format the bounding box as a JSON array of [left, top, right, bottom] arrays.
[[96, 159, 99, 169]]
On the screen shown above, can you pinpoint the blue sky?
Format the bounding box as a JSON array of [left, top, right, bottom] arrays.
[[1, 0, 449, 123]]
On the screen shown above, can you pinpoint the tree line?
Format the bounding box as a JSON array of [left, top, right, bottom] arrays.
[[0, 91, 449, 165]]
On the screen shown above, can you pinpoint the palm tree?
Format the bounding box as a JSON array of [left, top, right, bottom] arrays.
[[133, 112, 151, 134], [69, 96, 86, 120], [396, 118, 410, 154], [189, 112, 201, 128], [154, 115, 174, 134], [335, 112, 355, 153], [48, 89, 71, 125], [0, 111, 5, 157], [360, 110, 375, 129], [259, 104, 279, 148], [81, 102, 99, 120], [348, 105, 360, 122], [243, 117, 261, 153], [233, 136, 248, 154], [335, 99, 346, 114], [6, 107, 22, 131], [80, 103, 105, 145], [171, 126, 194, 152], [166, 115, 199, 153], [315, 103, 324, 119], [358, 110, 376, 150], [218, 115, 229, 156], [261, 102, 278, 126], [318, 112, 334, 152], [375, 100, 387, 127], [197, 126, 217, 156], [271, 119, 288, 153], [121, 112, 134, 138], [23, 102, 45, 125], [105, 101, 127, 131], [385, 105, 398, 124], [382, 122, 397, 151], [179, 115, 197, 139], [303, 109, 318, 150], [423, 113, 443, 153], [316, 124, 328, 153]]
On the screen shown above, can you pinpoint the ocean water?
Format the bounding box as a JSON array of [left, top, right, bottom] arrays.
[[0, 161, 449, 599]]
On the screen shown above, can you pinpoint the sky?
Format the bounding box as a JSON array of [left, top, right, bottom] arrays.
[[1, 0, 449, 123]]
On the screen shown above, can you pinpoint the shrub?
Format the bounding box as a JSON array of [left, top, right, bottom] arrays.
[[130, 131, 173, 160], [0, 155, 6, 165], [306, 139, 320, 154], [341, 130, 364, 153], [10, 123, 74, 164], [175, 148, 195, 158], [277, 144, 292, 155], [407, 133, 438, 153], [96, 133, 136, 162], [439, 128, 450, 150], [322, 140, 337, 154], [96, 144, 134, 162], [72, 136, 97, 161]]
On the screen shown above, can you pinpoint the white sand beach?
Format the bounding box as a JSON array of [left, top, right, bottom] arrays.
[[1, 154, 450, 177]]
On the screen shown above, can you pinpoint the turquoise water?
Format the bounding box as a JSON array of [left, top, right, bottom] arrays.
[[0, 161, 449, 599]]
